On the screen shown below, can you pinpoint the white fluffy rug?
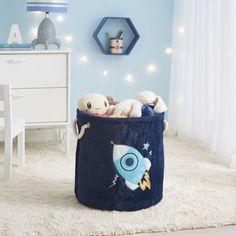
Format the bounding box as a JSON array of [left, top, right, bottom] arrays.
[[0, 137, 236, 236]]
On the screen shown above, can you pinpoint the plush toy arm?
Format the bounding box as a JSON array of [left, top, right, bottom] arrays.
[[130, 101, 142, 117], [112, 105, 125, 116], [154, 96, 168, 113], [164, 120, 168, 131], [112, 99, 142, 118], [107, 105, 115, 115]]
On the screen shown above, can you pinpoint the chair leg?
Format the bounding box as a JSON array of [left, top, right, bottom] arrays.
[[4, 138, 13, 181], [17, 130, 25, 168]]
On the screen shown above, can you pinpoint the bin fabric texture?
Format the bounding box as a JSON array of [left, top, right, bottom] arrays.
[[75, 110, 165, 211]]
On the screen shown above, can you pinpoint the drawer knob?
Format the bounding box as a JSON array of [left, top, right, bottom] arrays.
[[6, 59, 25, 64], [11, 94, 24, 99]]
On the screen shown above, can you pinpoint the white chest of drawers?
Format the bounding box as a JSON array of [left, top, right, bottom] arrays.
[[0, 50, 71, 154]]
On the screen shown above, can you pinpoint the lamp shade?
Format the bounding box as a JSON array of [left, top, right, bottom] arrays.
[[27, 0, 68, 13]]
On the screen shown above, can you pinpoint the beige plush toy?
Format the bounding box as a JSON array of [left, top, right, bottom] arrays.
[[135, 90, 168, 130], [112, 99, 143, 118], [74, 93, 112, 140], [78, 93, 114, 116], [106, 96, 120, 106], [135, 90, 168, 113]]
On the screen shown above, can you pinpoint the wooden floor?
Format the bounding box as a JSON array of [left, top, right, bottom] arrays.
[[131, 225, 236, 236]]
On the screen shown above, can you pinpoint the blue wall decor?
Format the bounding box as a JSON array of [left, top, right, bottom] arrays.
[[0, 0, 174, 119], [93, 17, 140, 55]]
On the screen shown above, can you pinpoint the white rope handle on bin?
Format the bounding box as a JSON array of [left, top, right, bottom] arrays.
[[164, 120, 168, 131], [73, 118, 167, 139], [73, 119, 90, 140]]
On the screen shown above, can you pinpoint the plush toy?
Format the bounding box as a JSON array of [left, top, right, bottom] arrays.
[[106, 96, 120, 106], [136, 90, 168, 131], [78, 93, 113, 116], [141, 105, 155, 117], [135, 90, 168, 113], [112, 99, 143, 118]]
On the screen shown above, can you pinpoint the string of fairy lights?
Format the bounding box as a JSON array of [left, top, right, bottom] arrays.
[[30, 12, 185, 84]]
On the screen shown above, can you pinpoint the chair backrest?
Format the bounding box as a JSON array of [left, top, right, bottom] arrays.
[[0, 84, 12, 136]]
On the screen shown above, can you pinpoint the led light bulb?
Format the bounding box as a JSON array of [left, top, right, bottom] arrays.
[[34, 11, 42, 17], [125, 74, 134, 84], [165, 48, 173, 54], [57, 15, 64, 22], [64, 35, 73, 43], [79, 55, 88, 63], [147, 64, 157, 74], [177, 27, 185, 34], [31, 27, 38, 37], [103, 70, 109, 76]]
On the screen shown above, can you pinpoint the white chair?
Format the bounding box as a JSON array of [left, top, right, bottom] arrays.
[[0, 83, 25, 180]]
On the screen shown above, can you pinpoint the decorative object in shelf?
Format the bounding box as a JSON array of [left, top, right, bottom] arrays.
[[93, 17, 140, 55], [107, 30, 124, 54], [27, 0, 68, 50]]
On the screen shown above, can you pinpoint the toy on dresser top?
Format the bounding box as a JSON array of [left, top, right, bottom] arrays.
[[77, 90, 168, 119]]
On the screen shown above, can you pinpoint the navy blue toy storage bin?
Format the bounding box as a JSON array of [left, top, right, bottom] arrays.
[[74, 110, 165, 211]]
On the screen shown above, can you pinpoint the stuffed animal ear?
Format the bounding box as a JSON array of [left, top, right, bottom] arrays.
[[154, 96, 168, 113], [77, 97, 85, 111], [163, 120, 168, 131]]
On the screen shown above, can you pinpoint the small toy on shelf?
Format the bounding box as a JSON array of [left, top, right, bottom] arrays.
[[106, 30, 124, 40], [109, 38, 123, 54], [115, 30, 124, 39], [108, 30, 124, 54], [93, 17, 140, 55]]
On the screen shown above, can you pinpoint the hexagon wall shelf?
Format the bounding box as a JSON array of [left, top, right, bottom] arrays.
[[93, 17, 140, 55]]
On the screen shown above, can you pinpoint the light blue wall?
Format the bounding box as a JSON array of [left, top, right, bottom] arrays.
[[0, 0, 174, 117]]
